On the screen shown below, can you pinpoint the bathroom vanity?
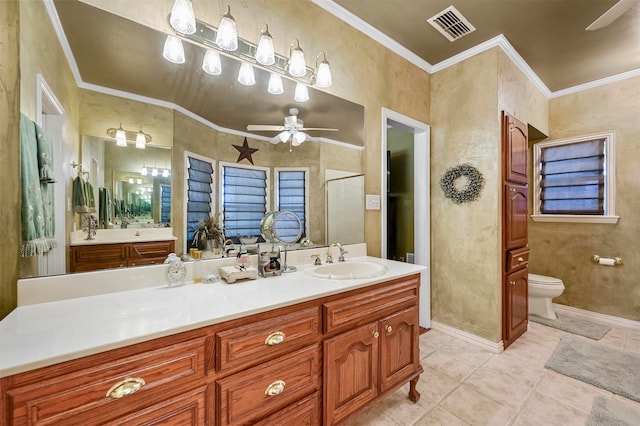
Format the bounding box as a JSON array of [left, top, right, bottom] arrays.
[[0, 248, 424, 425]]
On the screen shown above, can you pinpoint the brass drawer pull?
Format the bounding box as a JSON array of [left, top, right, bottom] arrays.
[[373, 331, 379, 338], [265, 331, 286, 346], [510, 281, 516, 287], [265, 380, 286, 396], [386, 325, 393, 333], [517, 257, 524, 262], [106, 377, 145, 399]]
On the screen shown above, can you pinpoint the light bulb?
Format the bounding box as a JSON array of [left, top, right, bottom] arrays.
[[135, 130, 146, 149], [292, 132, 306, 146], [152, 168, 159, 177], [294, 83, 309, 102], [115, 125, 127, 147], [137, 178, 142, 184], [128, 177, 134, 184], [237, 63, 256, 86], [288, 39, 306, 77], [255, 25, 275, 65], [141, 166, 148, 176], [202, 50, 222, 75], [169, 0, 196, 35], [163, 35, 185, 64], [162, 169, 170, 178], [315, 60, 332, 88], [268, 73, 284, 95], [216, 6, 238, 51]]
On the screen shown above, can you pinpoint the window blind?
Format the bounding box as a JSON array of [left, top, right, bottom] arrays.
[[160, 185, 171, 224], [539, 139, 605, 215], [186, 156, 214, 243], [277, 170, 306, 240], [222, 166, 267, 238]]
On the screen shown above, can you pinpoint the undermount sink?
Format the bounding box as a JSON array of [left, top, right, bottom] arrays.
[[307, 261, 388, 280]]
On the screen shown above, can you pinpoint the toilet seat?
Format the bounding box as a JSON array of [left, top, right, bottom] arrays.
[[529, 273, 563, 286]]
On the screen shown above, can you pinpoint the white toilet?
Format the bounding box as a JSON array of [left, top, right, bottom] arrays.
[[528, 273, 565, 320]]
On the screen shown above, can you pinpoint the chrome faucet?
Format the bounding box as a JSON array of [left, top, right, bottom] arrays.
[[327, 242, 347, 263]]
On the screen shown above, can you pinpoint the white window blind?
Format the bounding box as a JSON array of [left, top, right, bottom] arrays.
[[276, 169, 307, 240], [221, 165, 267, 238]]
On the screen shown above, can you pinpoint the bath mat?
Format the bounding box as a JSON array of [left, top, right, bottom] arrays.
[[545, 337, 640, 402], [586, 396, 640, 426], [529, 314, 610, 340]]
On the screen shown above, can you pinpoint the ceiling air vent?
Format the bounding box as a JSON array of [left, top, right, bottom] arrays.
[[427, 6, 476, 42]]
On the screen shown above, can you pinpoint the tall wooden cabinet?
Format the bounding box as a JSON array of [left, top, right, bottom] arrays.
[[502, 111, 530, 349]]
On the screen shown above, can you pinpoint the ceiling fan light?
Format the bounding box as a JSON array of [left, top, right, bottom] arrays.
[[294, 82, 309, 102], [169, 0, 196, 35], [278, 130, 290, 143], [237, 63, 256, 86], [315, 61, 332, 88], [255, 25, 275, 65], [292, 131, 306, 146], [268, 73, 284, 95], [287, 39, 306, 77], [163, 35, 185, 64], [128, 177, 134, 184], [115, 125, 127, 147], [202, 50, 222, 75], [135, 130, 146, 149], [216, 5, 238, 51]]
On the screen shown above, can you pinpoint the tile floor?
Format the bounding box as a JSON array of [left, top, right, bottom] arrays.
[[346, 315, 640, 425]]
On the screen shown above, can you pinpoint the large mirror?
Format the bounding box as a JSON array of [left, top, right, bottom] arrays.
[[23, 1, 366, 277]]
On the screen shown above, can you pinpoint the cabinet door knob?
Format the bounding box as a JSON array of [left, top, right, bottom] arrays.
[[385, 325, 393, 333], [265, 331, 286, 346], [510, 281, 516, 287], [373, 331, 379, 339], [265, 380, 286, 396], [106, 377, 145, 399]]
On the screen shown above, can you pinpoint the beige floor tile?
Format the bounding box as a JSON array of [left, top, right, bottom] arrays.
[[535, 370, 611, 412], [370, 383, 432, 426], [414, 365, 460, 407], [510, 414, 545, 426], [419, 330, 454, 358], [424, 339, 492, 382], [464, 361, 538, 410], [412, 406, 470, 426], [519, 391, 589, 426], [440, 383, 516, 426], [343, 405, 398, 426], [624, 337, 640, 354]]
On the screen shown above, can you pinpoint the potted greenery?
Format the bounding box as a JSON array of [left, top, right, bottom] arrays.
[[191, 213, 225, 251]]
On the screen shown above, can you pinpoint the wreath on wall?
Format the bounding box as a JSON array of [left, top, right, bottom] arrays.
[[440, 164, 485, 204]]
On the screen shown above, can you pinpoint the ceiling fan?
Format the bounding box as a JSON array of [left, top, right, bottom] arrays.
[[586, 0, 638, 30], [247, 108, 338, 148]]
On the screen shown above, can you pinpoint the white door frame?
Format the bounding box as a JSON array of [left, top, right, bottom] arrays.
[[381, 108, 430, 327]]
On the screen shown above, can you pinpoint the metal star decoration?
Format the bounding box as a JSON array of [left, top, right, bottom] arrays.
[[233, 137, 259, 165]]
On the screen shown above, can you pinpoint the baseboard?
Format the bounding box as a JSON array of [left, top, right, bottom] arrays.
[[431, 321, 504, 353], [554, 304, 640, 331]]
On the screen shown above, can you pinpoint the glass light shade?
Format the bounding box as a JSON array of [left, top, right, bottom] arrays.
[[255, 26, 275, 65], [315, 61, 332, 88], [268, 73, 284, 95], [152, 168, 159, 177], [162, 169, 170, 178], [169, 0, 196, 35], [128, 177, 134, 184], [202, 50, 222, 75], [288, 46, 306, 77], [137, 178, 143, 184], [278, 130, 290, 143], [294, 83, 309, 102], [292, 132, 306, 146], [115, 127, 127, 147], [135, 131, 146, 149], [237, 63, 256, 86], [215, 6, 238, 51], [141, 166, 148, 176], [163, 35, 185, 64]]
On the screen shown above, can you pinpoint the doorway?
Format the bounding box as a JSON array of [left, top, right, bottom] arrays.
[[381, 108, 430, 328]]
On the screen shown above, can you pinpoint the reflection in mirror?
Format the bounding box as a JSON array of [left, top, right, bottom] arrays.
[[82, 136, 172, 229]]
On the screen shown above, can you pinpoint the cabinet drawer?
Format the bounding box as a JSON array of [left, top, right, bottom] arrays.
[[6, 337, 206, 425], [217, 345, 320, 426], [72, 244, 125, 263], [216, 306, 320, 372], [323, 275, 419, 333], [507, 247, 530, 272], [127, 240, 174, 259], [255, 391, 320, 426]]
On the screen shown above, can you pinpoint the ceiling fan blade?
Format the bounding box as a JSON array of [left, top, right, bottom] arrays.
[[247, 125, 285, 131], [586, 0, 637, 30], [298, 127, 339, 131]]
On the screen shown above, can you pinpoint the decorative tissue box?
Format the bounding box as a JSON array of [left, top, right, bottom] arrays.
[[219, 265, 259, 284]]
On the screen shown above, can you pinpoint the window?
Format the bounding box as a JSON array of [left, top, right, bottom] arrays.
[[220, 162, 269, 239], [275, 168, 309, 239], [160, 184, 171, 225], [532, 132, 618, 224], [185, 153, 215, 246]]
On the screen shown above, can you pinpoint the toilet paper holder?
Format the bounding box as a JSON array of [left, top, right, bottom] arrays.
[[592, 255, 623, 265]]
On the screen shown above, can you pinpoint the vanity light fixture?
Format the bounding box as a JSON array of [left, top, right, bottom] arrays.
[[294, 82, 309, 102], [152, 167, 159, 177], [237, 62, 256, 86], [141, 165, 148, 176], [162, 168, 170, 178], [107, 126, 152, 148], [164, 2, 333, 102]]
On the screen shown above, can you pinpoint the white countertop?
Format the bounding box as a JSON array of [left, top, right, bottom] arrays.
[[0, 255, 424, 378], [69, 228, 177, 246]]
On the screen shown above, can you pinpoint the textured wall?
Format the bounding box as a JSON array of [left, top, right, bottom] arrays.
[[0, 0, 20, 319], [529, 76, 640, 321]]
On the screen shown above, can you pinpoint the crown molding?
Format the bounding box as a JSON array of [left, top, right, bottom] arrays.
[[550, 68, 640, 99]]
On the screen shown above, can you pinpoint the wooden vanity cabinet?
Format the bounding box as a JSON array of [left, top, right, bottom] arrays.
[[70, 240, 175, 272]]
